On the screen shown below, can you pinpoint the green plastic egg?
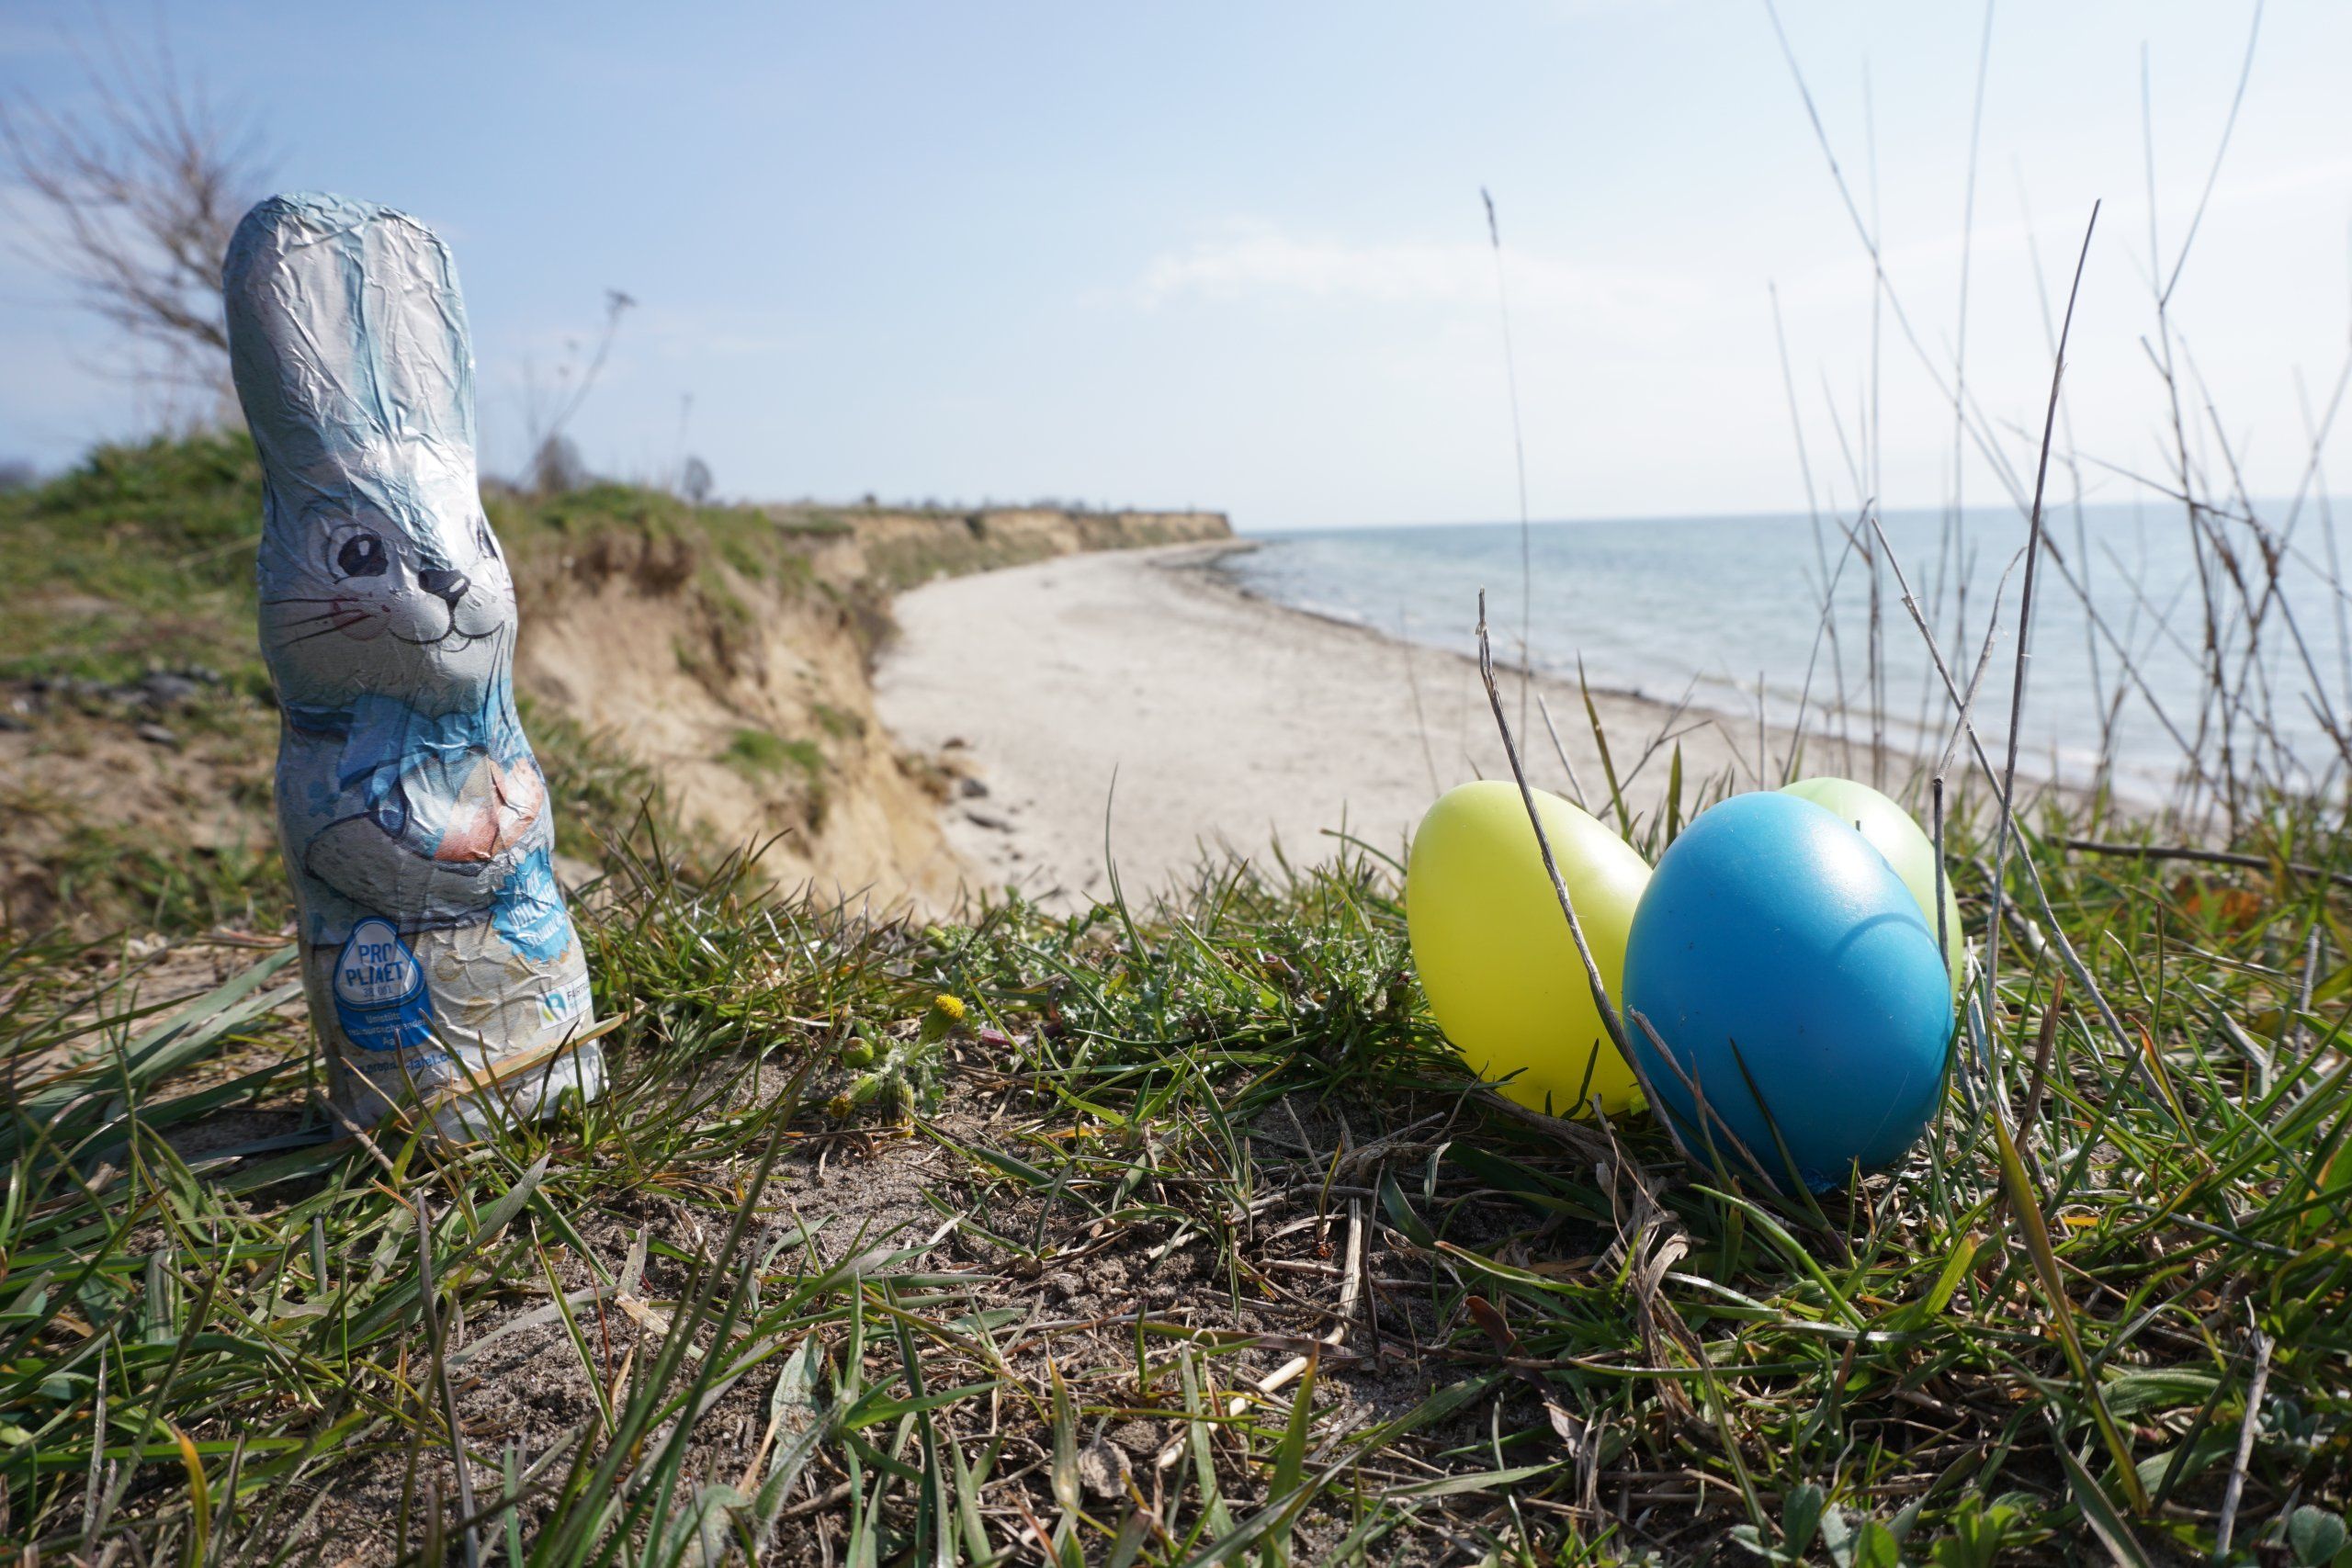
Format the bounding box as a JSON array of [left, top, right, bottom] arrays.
[[1779, 776, 1964, 991]]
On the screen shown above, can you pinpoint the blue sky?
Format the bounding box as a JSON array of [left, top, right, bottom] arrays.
[[3, 2, 2346, 529]]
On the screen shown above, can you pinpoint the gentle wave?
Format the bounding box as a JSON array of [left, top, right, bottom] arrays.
[[1222, 505, 2349, 797]]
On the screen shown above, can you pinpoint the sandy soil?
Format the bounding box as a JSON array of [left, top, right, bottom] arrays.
[[876, 543, 1878, 910]]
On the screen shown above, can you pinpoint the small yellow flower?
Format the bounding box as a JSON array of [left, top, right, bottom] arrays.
[[824, 1093, 855, 1121], [920, 992, 967, 1043]]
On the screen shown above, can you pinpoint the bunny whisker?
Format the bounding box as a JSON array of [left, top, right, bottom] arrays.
[[274, 617, 369, 647]]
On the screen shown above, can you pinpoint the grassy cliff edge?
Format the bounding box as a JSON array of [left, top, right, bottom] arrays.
[[0, 432, 1229, 934]]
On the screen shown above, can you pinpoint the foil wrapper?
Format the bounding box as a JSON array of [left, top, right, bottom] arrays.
[[224, 191, 605, 1138]]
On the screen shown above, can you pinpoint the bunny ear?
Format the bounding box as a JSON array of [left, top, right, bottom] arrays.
[[360, 208, 477, 452], [224, 192, 477, 496]]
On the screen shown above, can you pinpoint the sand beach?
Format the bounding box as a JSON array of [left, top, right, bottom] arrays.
[[876, 541, 1883, 908]]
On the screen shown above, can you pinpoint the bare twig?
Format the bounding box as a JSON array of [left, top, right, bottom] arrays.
[[2017, 975, 2066, 1161], [2159, 2, 2265, 308], [1481, 187, 1536, 743], [1871, 473, 2181, 1124], [0, 18, 266, 394], [522, 289, 638, 492], [1984, 202, 2099, 1020], [2214, 1311, 2274, 1557], [2060, 837, 2352, 890], [1401, 608, 1443, 799], [1474, 593, 1633, 1073], [1535, 693, 1590, 810]]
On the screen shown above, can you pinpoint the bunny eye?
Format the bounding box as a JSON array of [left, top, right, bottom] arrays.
[[334, 532, 390, 580]]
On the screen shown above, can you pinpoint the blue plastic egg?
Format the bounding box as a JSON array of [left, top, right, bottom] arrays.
[[1621, 792, 1955, 1191]]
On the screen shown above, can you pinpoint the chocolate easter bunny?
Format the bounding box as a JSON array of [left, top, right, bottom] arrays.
[[225, 192, 605, 1137]]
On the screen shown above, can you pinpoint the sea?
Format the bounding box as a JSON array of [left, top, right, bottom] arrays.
[[1223, 503, 2350, 801]]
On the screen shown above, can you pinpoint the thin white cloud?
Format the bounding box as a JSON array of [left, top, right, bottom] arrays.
[[1137, 228, 1480, 307], [1131, 221, 1701, 322]]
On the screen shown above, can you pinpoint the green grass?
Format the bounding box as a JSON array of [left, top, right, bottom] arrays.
[[812, 703, 866, 743], [0, 431, 268, 687], [7, 436, 2349, 1562], [0, 436, 863, 935], [0, 434, 853, 695], [718, 728, 829, 829], [2, 771, 2346, 1563], [720, 728, 824, 782], [34, 816, 289, 936]]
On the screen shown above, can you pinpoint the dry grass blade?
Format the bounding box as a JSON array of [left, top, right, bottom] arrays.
[[1984, 199, 2099, 1019], [1480, 185, 1537, 748], [1472, 592, 1634, 1067], [2216, 1311, 2276, 1558], [1535, 692, 1591, 809], [2062, 835, 2352, 889], [414, 1193, 482, 1568], [1577, 656, 1634, 836]]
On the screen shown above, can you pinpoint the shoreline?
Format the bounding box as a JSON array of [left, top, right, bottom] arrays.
[[874, 541, 1891, 908], [1203, 541, 2030, 775], [1201, 539, 1747, 717]]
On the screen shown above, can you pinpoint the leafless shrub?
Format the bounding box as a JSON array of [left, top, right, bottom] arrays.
[[0, 20, 266, 400], [518, 288, 636, 493], [529, 434, 592, 496]]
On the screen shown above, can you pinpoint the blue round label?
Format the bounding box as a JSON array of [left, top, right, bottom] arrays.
[[333, 918, 435, 1053]]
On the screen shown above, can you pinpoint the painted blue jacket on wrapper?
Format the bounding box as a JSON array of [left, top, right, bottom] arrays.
[[225, 192, 604, 1135]]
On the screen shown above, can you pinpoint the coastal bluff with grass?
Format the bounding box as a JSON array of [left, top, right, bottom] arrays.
[[0, 432, 1228, 931]]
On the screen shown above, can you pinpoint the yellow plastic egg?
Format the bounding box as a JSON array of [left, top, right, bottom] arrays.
[[1780, 776, 1965, 992], [1406, 780, 1651, 1116]]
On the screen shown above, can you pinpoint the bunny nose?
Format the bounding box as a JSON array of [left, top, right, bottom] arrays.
[[417, 568, 471, 608]]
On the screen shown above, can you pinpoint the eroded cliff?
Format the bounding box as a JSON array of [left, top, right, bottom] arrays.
[[0, 435, 1230, 933]]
